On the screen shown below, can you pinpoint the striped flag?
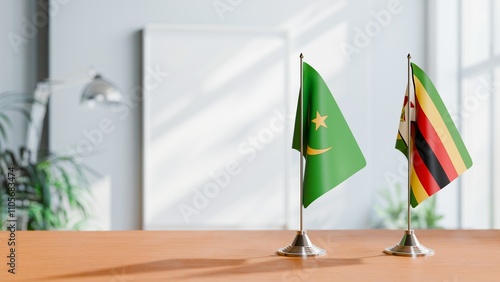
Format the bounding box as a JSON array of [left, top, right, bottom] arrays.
[[396, 62, 473, 208]]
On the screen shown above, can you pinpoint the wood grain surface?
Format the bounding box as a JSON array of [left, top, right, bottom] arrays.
[[0, 230, 499, 281]]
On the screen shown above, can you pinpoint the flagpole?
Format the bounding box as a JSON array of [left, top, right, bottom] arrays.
[[383, 53, 434, 257], [277, 53, 325, 257], [299, 53, 304, 232], [406, 53, 412, 232]]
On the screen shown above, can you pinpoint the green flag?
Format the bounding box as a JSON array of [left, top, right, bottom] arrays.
[[293, 62, 366, 208]]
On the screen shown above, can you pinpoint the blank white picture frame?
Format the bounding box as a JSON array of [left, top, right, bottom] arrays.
[[142, 24, 290, 229]]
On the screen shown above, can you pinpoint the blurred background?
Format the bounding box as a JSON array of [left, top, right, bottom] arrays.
[[0, 0, 498, 230]]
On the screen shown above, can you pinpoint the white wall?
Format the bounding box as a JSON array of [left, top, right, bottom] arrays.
[[0, 0, 37, 150], [49, 0, 425, 230]]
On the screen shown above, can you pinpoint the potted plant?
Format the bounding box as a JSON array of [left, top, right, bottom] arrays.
[[0, 92, 93, 230], [372, 182, 444, 229]]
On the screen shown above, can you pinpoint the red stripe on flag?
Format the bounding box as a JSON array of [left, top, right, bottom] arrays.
[[415, 97, 459, 181], [412, 142, 441, 197]]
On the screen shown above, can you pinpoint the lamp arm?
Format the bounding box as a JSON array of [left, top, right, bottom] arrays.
[[25, 82, 51, 162], [44, 68, 97, 91], [25, 68, 96, 161], [25, 68, 120, 161]]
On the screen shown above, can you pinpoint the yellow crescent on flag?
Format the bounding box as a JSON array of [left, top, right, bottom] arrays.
[[306, 145, 332, 156]]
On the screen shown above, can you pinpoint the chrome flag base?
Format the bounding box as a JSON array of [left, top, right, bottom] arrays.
[[277, 230, 326, 257], [383, 230, 434, 257]]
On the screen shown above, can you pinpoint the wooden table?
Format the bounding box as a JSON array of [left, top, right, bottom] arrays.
[[0, 230, 499, 281]]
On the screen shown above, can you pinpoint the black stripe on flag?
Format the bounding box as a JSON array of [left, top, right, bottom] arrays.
[[413, 124, 451, 188]]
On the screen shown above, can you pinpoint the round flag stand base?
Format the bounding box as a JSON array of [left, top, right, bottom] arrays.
[[383, 230, 434, 257], [277, 230, 326, 257]]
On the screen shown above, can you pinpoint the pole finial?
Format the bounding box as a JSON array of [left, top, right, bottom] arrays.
[[407, 53, 411, 60], [300, 53, 304, 59]]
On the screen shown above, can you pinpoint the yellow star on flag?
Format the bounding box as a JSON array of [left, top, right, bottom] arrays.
[[311, 111, 328, 130]]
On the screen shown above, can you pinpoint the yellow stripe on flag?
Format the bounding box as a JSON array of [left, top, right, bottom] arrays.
[[410, 165, 430, 204], [413, 77, 468, 174]]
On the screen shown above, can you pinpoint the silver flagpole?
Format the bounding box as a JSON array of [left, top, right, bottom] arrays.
[[300, 53, 304, 232], [383, 54, 434, 257], [407, 53, 412, 233], [277, 53, 325, 257]]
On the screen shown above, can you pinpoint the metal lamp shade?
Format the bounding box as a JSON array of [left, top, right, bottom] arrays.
[[81, 74, 122, 105]]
